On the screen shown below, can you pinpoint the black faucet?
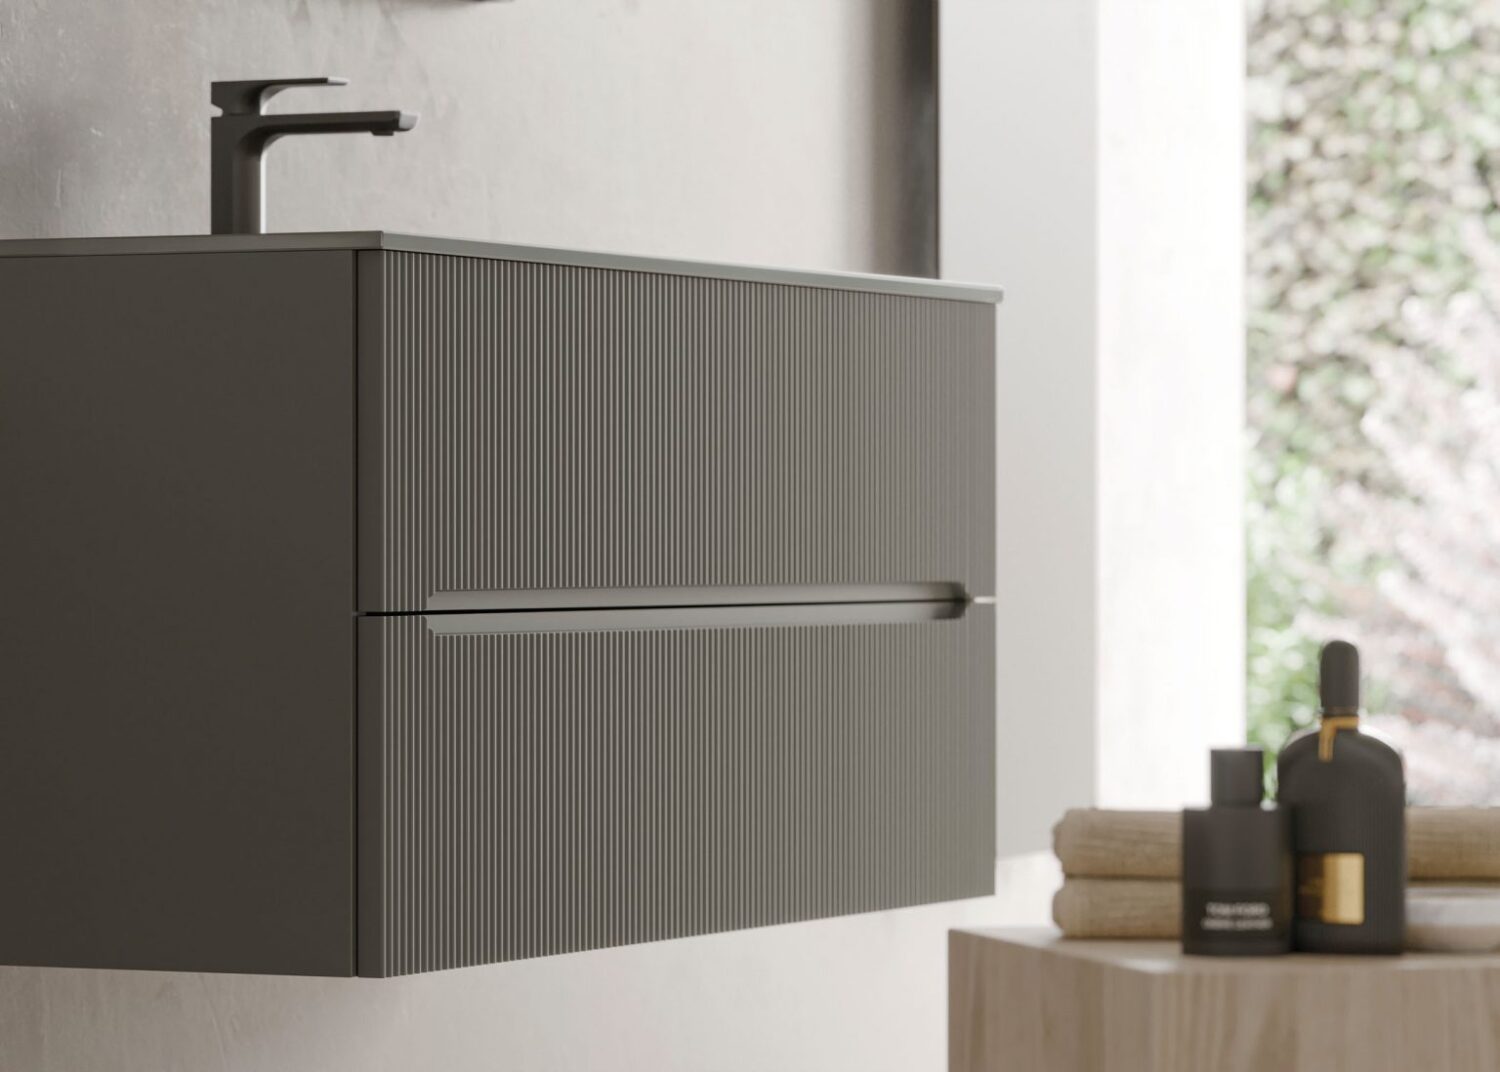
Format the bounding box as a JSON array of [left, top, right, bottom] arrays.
[[210, 77, 417, 235]]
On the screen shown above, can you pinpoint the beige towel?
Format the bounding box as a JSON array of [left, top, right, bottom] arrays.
[[1053, 807, 1500, 881], [1053, 810, 1180, 879], [1052, 879, 1180, 939], [1050, 876, 1496, 940], [1409, 809, 1500, 880]]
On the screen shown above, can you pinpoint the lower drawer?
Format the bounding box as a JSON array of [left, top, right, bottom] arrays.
[[357, 605, 995, 976]]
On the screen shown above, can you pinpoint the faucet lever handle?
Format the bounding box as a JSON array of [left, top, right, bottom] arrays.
[[211, 77, 349, 116]]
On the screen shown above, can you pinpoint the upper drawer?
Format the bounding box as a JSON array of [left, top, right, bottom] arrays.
[[357, 250, 995, 612]]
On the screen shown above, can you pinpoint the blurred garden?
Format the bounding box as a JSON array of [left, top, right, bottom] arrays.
[[1248, 0, 1500, 800]]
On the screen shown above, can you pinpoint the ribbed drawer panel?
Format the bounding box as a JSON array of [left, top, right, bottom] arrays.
[[357, 606, 995, 976], [358, 251, 996, 611]]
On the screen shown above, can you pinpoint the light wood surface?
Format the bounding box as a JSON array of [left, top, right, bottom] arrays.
[[950, 927, 1500, 1072]]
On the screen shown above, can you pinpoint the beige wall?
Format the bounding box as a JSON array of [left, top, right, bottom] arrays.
[[0, 4, 1057, 1072]]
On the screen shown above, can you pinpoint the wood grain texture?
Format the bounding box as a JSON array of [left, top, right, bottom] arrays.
[[950, 928, 1500, 1072]]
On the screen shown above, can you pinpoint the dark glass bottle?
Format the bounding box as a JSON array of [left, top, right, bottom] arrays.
[[1277, 640, 1406, 954], [1182, 748, 1293, 955]]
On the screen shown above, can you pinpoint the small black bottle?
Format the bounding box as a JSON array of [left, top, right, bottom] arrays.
[[1277, 640, 1405, 954], [1182, 748, 1293, 955]]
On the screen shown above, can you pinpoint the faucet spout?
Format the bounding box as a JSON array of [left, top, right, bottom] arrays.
[[247, 111, 419, 140], [210, 78, 418, 235]]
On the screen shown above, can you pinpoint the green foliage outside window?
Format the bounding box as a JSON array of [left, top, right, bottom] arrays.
[[1248, 0, 1500, 799]]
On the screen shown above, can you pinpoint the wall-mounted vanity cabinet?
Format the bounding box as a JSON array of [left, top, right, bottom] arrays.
[[0, 234, 999, 976]]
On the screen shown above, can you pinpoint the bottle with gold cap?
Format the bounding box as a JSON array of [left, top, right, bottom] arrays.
[[1277, 640, 1406, 954]]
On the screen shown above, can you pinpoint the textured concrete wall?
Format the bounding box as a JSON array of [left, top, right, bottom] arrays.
[[0, 0, 936, 274], [0, 4, 1056, 1072]]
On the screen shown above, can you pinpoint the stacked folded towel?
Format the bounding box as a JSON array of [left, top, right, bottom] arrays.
[[1051, 807, 1500, 939]]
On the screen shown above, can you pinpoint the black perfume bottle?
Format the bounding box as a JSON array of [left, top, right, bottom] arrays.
[[1182, 748, 1293, 956], [1277, 640, 1405, 954]]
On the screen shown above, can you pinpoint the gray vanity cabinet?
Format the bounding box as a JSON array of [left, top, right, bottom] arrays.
[[0, 234, 999, 977]]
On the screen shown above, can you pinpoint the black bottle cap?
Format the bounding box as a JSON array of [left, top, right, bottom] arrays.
[[1210, 748, 1264, 806], [1320, 639, 1360, 712]]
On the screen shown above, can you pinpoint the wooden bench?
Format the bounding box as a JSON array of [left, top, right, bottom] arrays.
[[950, 927, 1500, 1071]]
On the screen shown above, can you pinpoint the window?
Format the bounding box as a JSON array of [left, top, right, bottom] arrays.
[[1248, 0, 1500, 801]]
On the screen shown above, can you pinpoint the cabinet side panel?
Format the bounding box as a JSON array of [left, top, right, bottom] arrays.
[[360, 251, 997, 611], [0, 252, 356, 975], [361, 607, 995, 976]]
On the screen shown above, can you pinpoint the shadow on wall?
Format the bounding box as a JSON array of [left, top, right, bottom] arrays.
[[0, 953, 643, 1070], [865, 0, 938, 278]]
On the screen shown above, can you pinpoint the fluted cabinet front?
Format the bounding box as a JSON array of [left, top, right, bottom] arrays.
[[358, 609, 995, 977], [353, 248, 999, 975], [0, 236, 999, 978], [357, 251, 997, 611]]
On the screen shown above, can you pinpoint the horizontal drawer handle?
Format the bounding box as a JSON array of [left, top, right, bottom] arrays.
[[424, 582, 967, 614], [426, 602, 960, 638], [423, 597, 967, 636]]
